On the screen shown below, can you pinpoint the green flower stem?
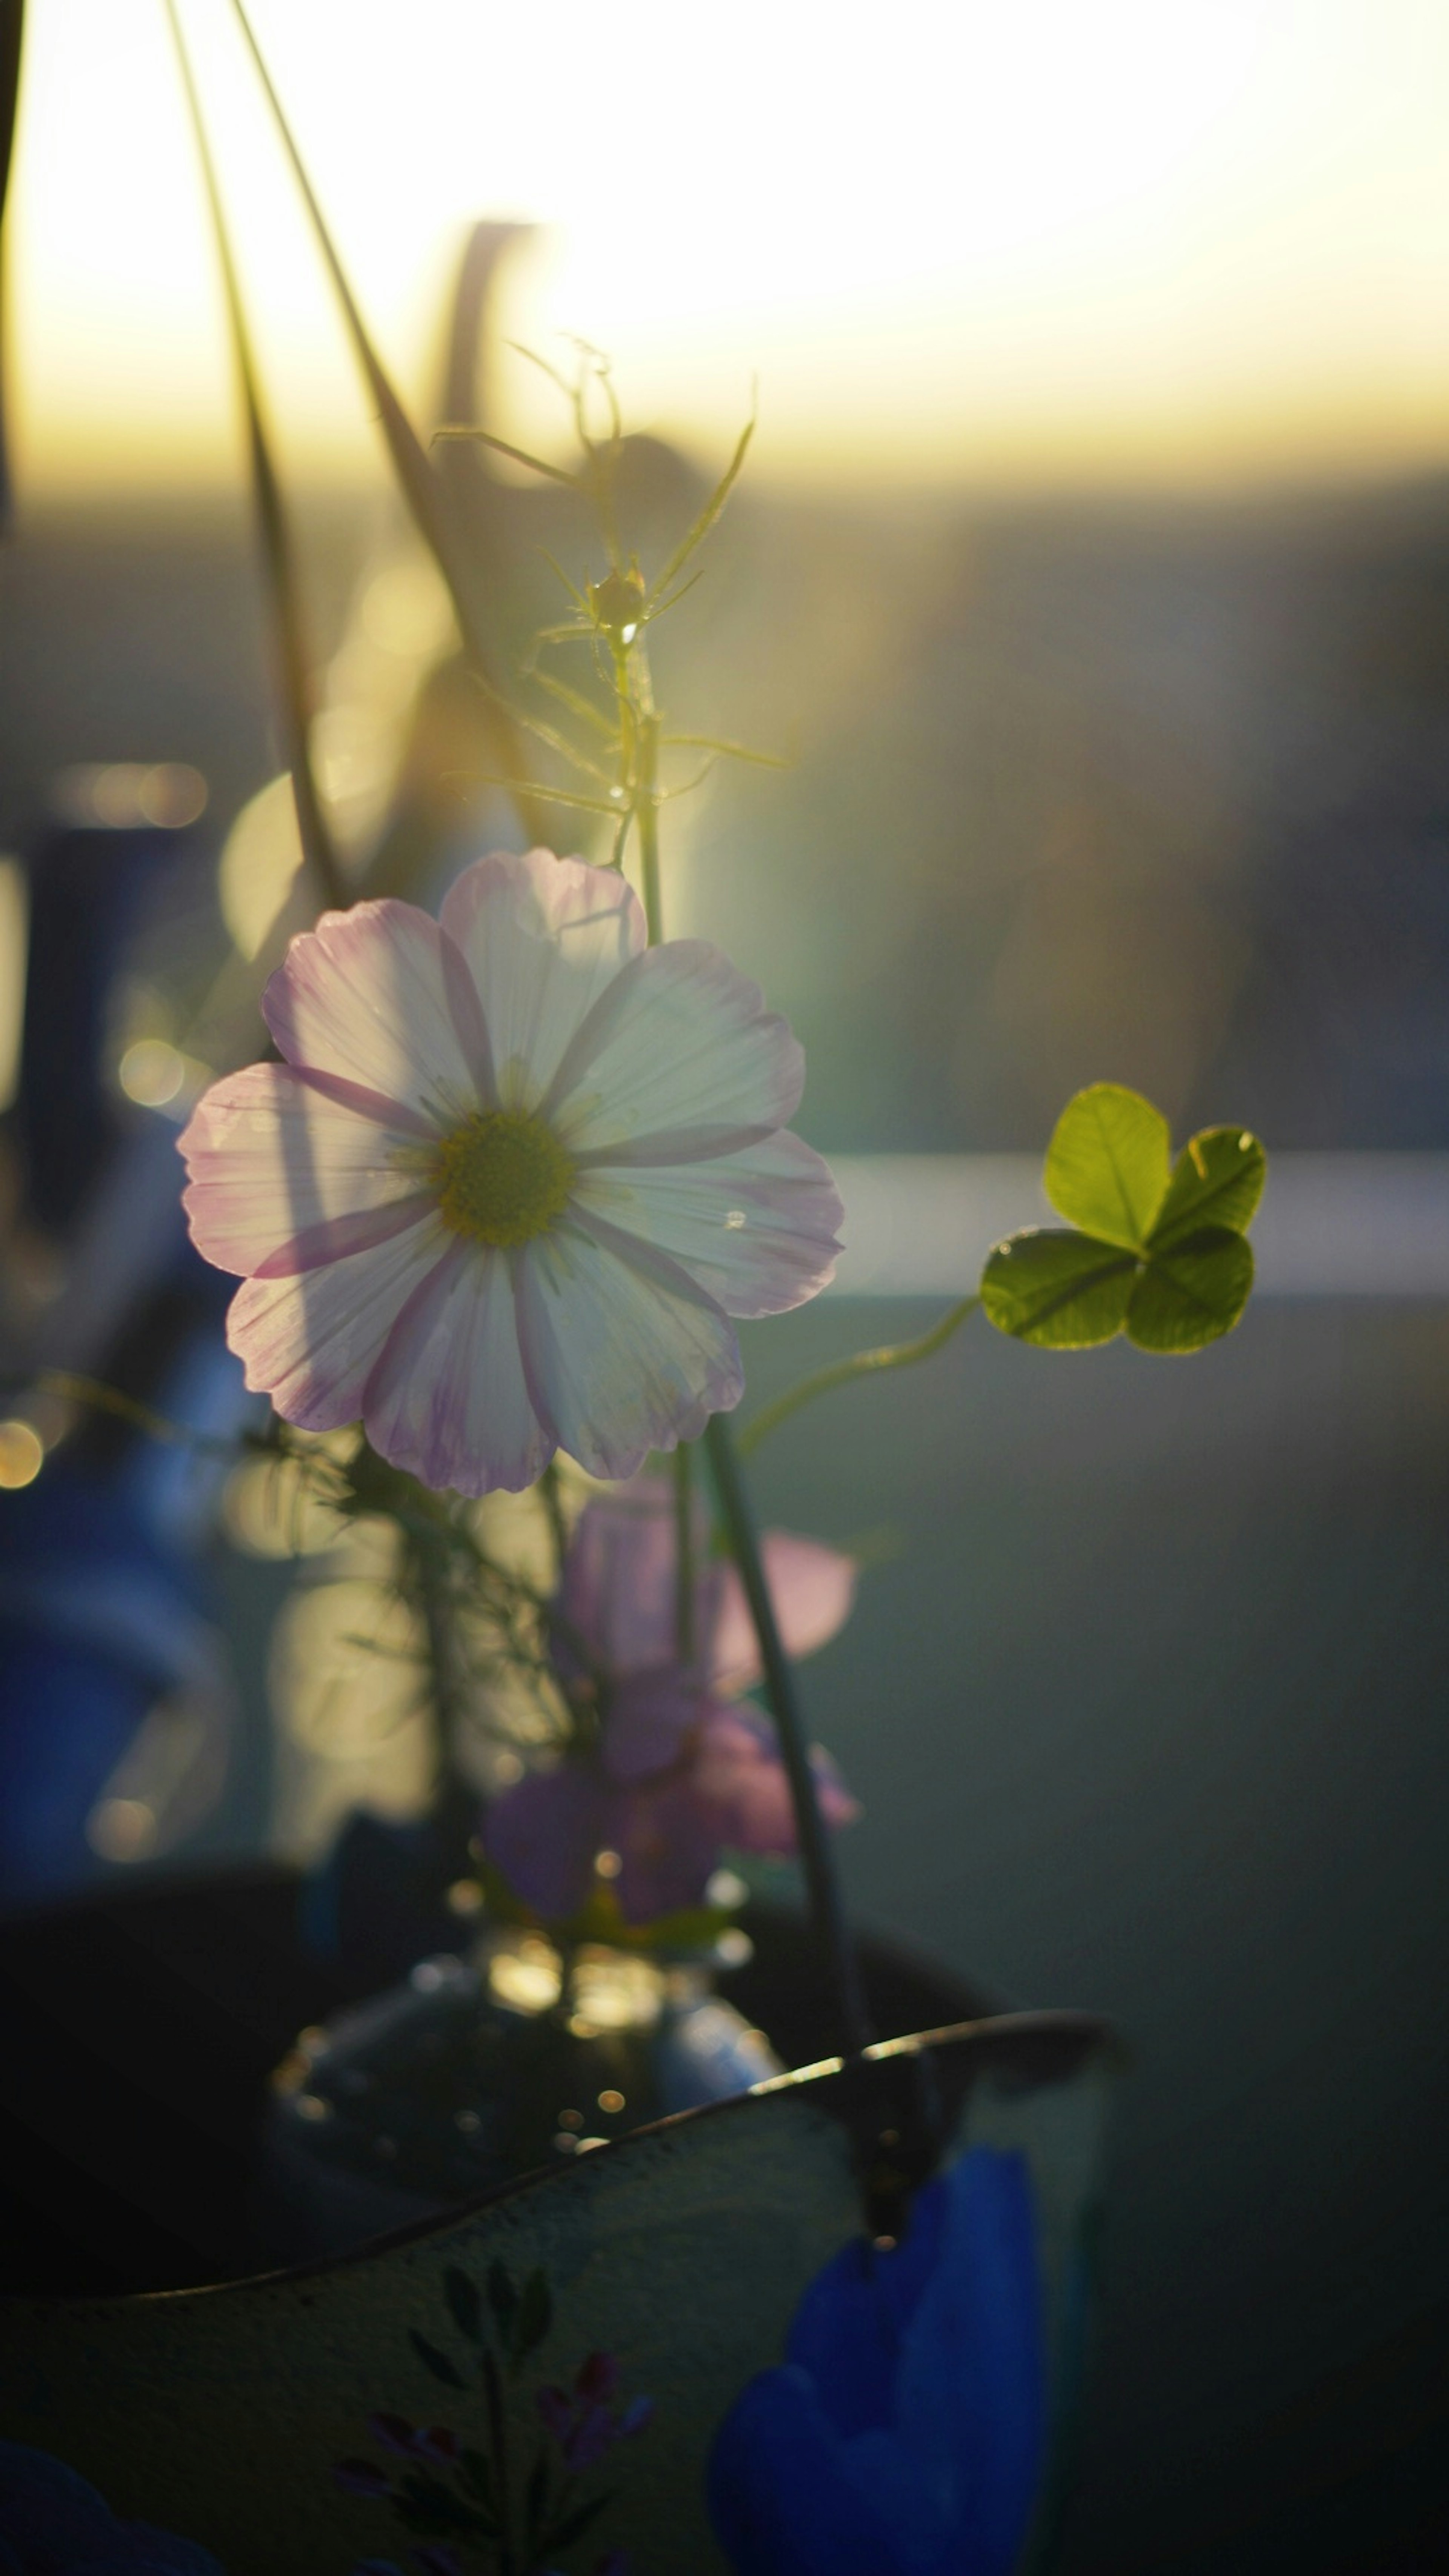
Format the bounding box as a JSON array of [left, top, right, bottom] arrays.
[[673, 1442, 697, 1667], [481, 2346, 516, 2576], [538, 1460, 570, 1589], [2, 1369, 241, 1456], [738, 1296, 981, 1458], [620, 617, 868, 2051], [705, 1413, 872, 2056], [637, 749, 663, 944], [415, 1546, 471, 1805], [163, 0, 346, 913]]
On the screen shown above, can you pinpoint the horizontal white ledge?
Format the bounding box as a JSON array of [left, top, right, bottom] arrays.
[[824, 1154, 1449, 1299]]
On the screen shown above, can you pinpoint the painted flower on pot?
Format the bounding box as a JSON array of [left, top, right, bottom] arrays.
[[485, 1477, 858, 1922], [0, 2441, 224, 2575], [335, 2259, 649, 2576], [179, 848, 841, 1495], [708, 2145, 1047, 2576]]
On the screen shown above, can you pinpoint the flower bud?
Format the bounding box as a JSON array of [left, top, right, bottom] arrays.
[[588, 564, 647, 642]]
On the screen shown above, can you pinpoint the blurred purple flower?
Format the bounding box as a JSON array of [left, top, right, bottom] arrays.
[[0, 2440, 224, 2575], [708, 2146, 1046, 2576], [486, 1479, 858, 1921]]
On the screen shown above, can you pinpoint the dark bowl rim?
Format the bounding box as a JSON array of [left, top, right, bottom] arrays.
[[0, 2006, 1121, 2318]]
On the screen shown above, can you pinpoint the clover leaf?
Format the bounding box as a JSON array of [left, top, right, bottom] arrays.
[[1149, 1123, 1266, 1246], [981, 1084, 1264, 1355], [1043, 1082, 1170, 1249]]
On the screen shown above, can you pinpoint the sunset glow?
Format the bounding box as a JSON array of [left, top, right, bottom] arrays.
[[7, 0, 1449, 493]]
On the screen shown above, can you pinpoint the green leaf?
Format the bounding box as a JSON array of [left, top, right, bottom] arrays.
[[980, 1230, 1136, 1349], [163, 0, 346, 912], [514, 2267, 553, 2362], [1044, 1084, 1171, 1250], [468, 774, 627, 817], [443, 2267, 482, 2344], [542, 2491, 614, 2554], [432, 424, 577, 486], [644, 412, 754, 610], [1148, 1126, 1266, 1249], [531, 662, 617, 739], [485, 2259, 518, 2343], [393, 2471, 491, 2538], [459, 2447, 496, 2510], [661, 731, 789, 769], [1128, 1227, 1254, 1353], [408, 2330, 466, 2390], [223, 1, 550, 851]]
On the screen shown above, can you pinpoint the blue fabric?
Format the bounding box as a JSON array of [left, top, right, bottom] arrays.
[[0, 2443, 224, 2574], [708, 2145, 1047, 2576], [0, 1462, 217, 1905]]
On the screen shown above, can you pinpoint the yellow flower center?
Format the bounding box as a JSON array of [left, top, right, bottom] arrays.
[[432, 1111, 575, 1247]]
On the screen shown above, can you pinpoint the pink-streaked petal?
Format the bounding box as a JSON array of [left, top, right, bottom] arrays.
[[360, 1241, 551, 1497], [694, 1707, 861, 1855], [485, 1763, 609, 1919], [515, 1216, 743, 1481], [224, 1212, 449, 1431], [251, 1193, 437, 1278], [263, 900, 481, 1126], [545, 943, 804, 1156], [711, 1533, 858, 1697], [601, 1670, 706, 1784], [572, 1130, 842, 1318], [561, 1477, 716, 1673], [179, 1063, 431, 1278], [289, 1067, 436, 1137], [440, 850, 644, 1107]]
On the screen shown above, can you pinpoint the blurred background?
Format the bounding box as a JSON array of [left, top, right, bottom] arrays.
[[1, 2, 1447, 2568]]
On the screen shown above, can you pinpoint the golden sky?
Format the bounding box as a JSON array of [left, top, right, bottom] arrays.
[[8, 0, 1449, 494]]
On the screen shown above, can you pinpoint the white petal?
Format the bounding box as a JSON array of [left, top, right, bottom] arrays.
[[362, 1243, 552, 1497], [546, 941, 804, 1157], [179, 1063, 434, 1277], [225, 1213, 450, 1431], [515, 1215, 744, 1480], [263, 898, 485, 1126], [572, 1131, 841, 1316], [440, 849, 644, 1108]]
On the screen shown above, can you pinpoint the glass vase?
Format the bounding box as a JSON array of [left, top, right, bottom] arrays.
[[260, 1922, 783, 2261]]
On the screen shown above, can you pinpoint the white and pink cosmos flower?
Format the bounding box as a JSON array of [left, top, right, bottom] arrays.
[[179, 849, 842, 1494]]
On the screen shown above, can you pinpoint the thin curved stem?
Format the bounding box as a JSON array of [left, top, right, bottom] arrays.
[[637, 773, 663, 943], [739, 1296, 980, 1459], [3, 1369, 245, 1456]]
